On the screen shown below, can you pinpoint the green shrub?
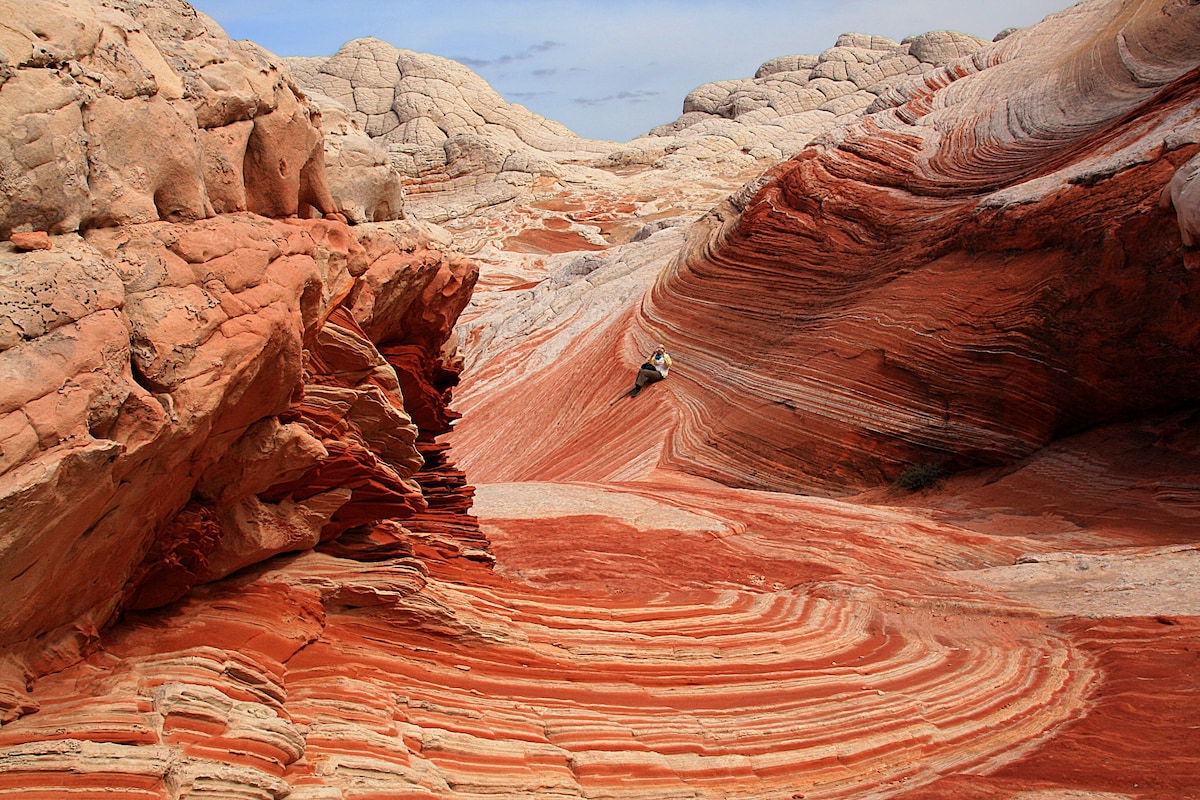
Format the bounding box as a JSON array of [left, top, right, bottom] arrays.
[[893, 462, 946, 492]]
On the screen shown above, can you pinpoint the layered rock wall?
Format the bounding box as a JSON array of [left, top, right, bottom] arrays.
[[0, 0, 478, 722], [641, 0, 1200, 491]]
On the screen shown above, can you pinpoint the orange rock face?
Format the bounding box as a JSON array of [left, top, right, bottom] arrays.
[[0, 0, 477, 734], [4, 0, 1200, 798], [639, 0, 1200, 493], [0, 210, 477, 646], [450, 1, 1200, 496], [3, 432, 1199, 797]]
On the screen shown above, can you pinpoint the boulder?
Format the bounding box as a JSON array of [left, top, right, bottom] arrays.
[[308, 92, 405, 223]]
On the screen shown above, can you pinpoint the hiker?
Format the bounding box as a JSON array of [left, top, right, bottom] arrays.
[[631, 344, 672, 397]]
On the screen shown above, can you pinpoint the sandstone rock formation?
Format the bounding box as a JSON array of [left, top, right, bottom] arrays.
[[278, 24, 1011, 325], [611, 30, 990, 171], [441, 8, 1200, 792], [0, 203, 478, 666], [0, 0, 412, 236], [4, 0, 1200, 798], [3, 419, 1199, 797], [285, 39, 619, 223], [281, 30, 1000, 250], [649, 0, 1200, 492], [452, 0, 1200, 495], [0, 0, 328, 234], [0, 0, 476, 728]]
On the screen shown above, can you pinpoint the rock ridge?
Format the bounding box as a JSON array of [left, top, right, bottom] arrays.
[[450, 0, 1200, 493]]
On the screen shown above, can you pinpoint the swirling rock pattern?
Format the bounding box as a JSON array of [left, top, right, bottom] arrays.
[[456, 0, 1200, 493], [5, 0, 1200, 797], [638, 0, 1200, 493], [4, 453, 1200, 797], [439, 3, 1200, 790]]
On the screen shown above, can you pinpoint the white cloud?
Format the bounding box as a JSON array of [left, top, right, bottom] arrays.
[[454, 40, 563, 69]]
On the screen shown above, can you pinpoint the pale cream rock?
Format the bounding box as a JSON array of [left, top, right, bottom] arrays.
[[308, 93, 405, 223], [1161, 152, 1200, 247], [650, 29, 953, 169], [285, 38, 617, 222], [904, 29, 993, 66]]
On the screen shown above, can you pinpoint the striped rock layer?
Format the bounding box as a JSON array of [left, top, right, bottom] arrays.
[[449, 0, 1200, 496], [640, 0, 1200, 492], [434, 3, 1200, 791], [3, 444, 1200, 798], [4, 0, 1200, 798]]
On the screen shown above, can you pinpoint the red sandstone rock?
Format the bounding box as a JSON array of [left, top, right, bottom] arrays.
[[645, 2, 1200, 491], [3, 425, 1199, 797], [0, 203, 476, 673], [455, 0, 1200, 495], [4, 0, 1200, 798], [7, 232, 51, 251], [243, 88, 339, 219]]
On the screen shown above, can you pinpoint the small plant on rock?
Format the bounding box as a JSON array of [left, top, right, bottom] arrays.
[[893, 462, 946, 492]]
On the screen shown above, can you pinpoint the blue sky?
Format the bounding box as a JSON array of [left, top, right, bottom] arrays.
[[190, 0, 1076, 142]]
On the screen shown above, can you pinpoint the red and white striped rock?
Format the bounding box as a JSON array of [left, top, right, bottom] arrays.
[[4, 439, 1200, 797], [453, 0, 1200, 495], [4, 0, 1200, 797]]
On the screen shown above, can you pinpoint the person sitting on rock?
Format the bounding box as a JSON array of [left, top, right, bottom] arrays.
[[631, 345, 672, 397]]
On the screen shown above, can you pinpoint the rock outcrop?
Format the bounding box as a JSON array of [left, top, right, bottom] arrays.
[[285, 39, 619, 223], [0, 0, 477, 725], [282, 30, 1001, 243], [611, 30, 991, 171], [452, 0, 1200, 495], [308, 96, 406, 224], [0, 0, 333, 234], [0, 192, 478, 658], [0, 0, 411, 236], [4, 0, 1200, 798], [279, 25, 1011, 318], [647, 0, 1200, 491]]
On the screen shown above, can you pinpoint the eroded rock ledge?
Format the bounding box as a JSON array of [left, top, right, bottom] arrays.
[[0, 0, 480, 724]]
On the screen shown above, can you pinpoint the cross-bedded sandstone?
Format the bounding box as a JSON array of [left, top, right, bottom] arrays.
[[3, 0, 1200, 797]]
